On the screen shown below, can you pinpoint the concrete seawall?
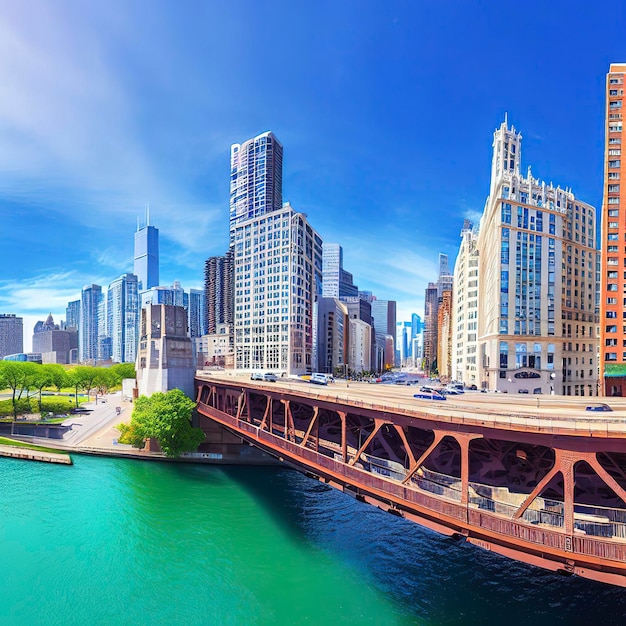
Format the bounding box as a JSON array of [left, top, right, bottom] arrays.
[[0, 444, 72, 465]]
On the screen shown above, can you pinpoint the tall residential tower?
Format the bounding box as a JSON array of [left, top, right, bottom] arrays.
[[601, 64, 626, 395], [229, 131, 283, 243]]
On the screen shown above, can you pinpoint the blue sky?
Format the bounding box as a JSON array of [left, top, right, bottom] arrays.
[[1, 0, 624, 350]]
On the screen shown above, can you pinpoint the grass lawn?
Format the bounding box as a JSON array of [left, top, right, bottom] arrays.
[[0, 436, 68, 455], [0, 395, 87, 418]]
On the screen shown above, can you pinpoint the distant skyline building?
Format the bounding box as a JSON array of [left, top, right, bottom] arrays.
[[423, 282, 438, 375], [0, 314, 23, 359], [452, 221, 479, 385], [32, 314, 77, 365], [65, 300, 80, 331], [322, 243, 358, 298], [437, 289, 453, 380], [188, 288, 204, 339], [437, 253, 454, 298], [107, 273, 140, 363], [315, 297, 348, 374], [370, 298, 396, 371], [134, 212, 159, 291], [140, 281, 187, 310], [79, 284, 102, 362], [229, 131, 283, 244], [204, 252, 234, 335]]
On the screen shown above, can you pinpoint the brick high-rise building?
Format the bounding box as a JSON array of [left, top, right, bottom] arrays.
[[601, 64, 626, 396]]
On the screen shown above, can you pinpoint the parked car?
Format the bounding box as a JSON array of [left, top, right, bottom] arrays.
[[468, 384, 478, 391], [585, 403, 613, 412], [263, 373, 278, 382], [251, 372, 264, 380]]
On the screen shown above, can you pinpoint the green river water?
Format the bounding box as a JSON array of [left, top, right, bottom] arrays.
[[1, 455, 626, 625]]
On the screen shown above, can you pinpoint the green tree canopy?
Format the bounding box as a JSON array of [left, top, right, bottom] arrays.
[[0, 361, 39, 418], [118, 388, 204, 457], [110, 363, 136, 382]]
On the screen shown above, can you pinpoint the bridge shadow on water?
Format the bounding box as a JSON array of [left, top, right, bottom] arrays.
[[216, 462, 626, 626], [104, 456, 626, 625]]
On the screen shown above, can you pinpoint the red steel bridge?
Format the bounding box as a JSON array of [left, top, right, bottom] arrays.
[[196, 374, 626, 587]]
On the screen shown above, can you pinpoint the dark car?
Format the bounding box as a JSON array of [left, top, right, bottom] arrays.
[[414, 392, 447, 401], [585, 403, 613, 412]]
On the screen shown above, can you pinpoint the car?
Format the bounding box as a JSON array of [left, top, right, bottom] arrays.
[[310, 373, 329, 385], [585, 403, 613, 412], [251, 372, 264, 381], [263, 373, 278, 382], [413, 392, 447, 401], [468, 384, 478, 391]]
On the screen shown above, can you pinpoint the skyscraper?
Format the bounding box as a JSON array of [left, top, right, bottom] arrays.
[[452, 221, 479, 385], [437, 253, 454, 298], [188, 288, 204, 339], [79, 284, 102, 362], [0, 314, 23, 359], [322, 243, 358, 298], [204, 251, 234, 335], [134, 213, 159, 291], [601, 64, 626, 396], [475, 118, 598, 395], [229, 131, 283, 243], [65, 300, 80, 331], [232, 203, 322, 374], [370, 298, 397, 371], [423, 283, 438, 375], [107, 273, 140, 363]]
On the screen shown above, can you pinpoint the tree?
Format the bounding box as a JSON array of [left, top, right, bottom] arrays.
[[94, 368, 116, 398], [118, 388, 205, 457], [30, 364, 56, 414], [67, 366, 96, 407], [48, 364, 68, 393], [0, 361, 38, 419], [110, 363, 136, 383]]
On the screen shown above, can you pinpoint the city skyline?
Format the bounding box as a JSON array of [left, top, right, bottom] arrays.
[[0, 2, 623, 349]]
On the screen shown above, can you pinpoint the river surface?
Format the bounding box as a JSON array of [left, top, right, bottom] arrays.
[[1, 456, 625, 625]]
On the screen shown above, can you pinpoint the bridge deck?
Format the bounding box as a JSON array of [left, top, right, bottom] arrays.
[[197, 373, 626, 438]]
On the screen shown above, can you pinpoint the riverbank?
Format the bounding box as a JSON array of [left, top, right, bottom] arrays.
[[0, 442, 71, 465]]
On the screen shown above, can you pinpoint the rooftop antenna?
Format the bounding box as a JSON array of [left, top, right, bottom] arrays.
[[504, 111, 508, 127], [146, 203, 150, 227], [136, 216, 140, 232]]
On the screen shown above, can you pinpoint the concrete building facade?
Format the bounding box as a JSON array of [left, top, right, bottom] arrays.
[[79, 284, 102, 363], [315, 297, 348, 375], [232, 203, 322, 375], [107, 273, 140, 364], [0, 314, 23, 359], [136, 304, 195, 398], [452, 221, 480, 386], [476, 118, 598, 395]]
